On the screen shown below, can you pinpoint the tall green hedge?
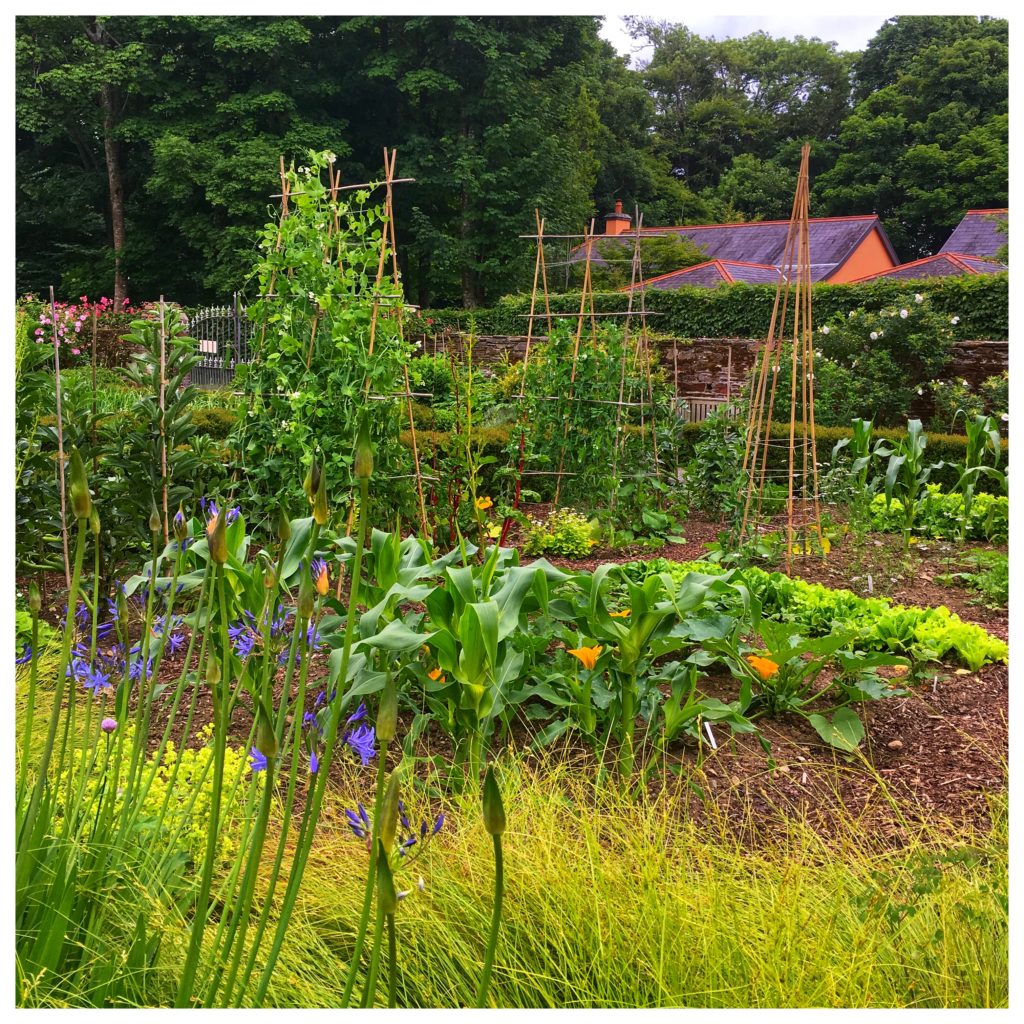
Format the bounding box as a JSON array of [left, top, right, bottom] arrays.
[[413, 272, 1008, 341]]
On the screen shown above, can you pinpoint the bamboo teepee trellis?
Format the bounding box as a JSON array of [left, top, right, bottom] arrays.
[[738, 144, 823, 570], [495, 208, 667, 540]]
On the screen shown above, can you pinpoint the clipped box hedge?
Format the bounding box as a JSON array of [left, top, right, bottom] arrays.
[[414, 272, 1008, 342]]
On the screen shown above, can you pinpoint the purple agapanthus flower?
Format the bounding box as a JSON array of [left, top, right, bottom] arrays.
[[229, 621, 257, 661], [344, 723, 377, 766], [167, 631, 186, 656], [249, 747, 268, 772], [347, 702, 367, 724], [201, 498, 241, 525], [83, 664, 112, 692], [345, 807, 368, 839], [309, 750, 319, 774], [15, 644, 32, 665]]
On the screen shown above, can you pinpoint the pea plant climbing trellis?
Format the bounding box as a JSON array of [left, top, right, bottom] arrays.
[[495, 208, 676, 542], [738, 144, 823, 569], [235, 149, 429, 537]]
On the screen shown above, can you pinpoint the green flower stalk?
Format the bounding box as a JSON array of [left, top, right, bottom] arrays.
[[339, 675, 396, 1007], [251, 427, 375, 1006], [476, 765, 506, 1008], [16, 582, 43, 804]]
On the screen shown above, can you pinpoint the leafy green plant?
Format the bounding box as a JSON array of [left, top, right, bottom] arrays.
[[521, 508, 598, 558], [875, 419, 943, 548]]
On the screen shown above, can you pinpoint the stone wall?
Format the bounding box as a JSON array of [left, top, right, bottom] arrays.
[[423, 334, 1008, 418]]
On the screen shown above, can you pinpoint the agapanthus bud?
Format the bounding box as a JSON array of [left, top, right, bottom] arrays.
[[376, 841, 398, 914], [173, 505, 188, 543], [255, 715, 278, 761], [379, 770, 401, 851], [149, 497, 162, 535], [312, 472, 329, 526], [264, 563, 277, 590], [303, 455, 322, 505], [206, 656, 221, 687], [312, 558, 329, 597], [206, 505, 228, 564], [482, 766, 506, 836], [68, 447, 92, 520], [89, 506, 101, 537], [376, 675, 398, 745], [354, 418, 374, 480], [28, 581, 41, 614], [100, 717, 118, 734], [297, 566, 315, 619], [276, 507, 291, 544]]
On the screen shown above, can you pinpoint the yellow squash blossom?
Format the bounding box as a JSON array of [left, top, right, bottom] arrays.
[[475, 496, 493, 511], [568, 645, 602, 671], [745, 654, 780, 680]]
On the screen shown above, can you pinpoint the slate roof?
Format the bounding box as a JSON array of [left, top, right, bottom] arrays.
[[576, 215, 898, 283], [629, 259, 782, 291], [850, 252, 1007, 283], [938, 209, 1008, 258]]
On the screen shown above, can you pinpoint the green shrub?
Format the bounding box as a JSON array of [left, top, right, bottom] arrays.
[[520, 508, 597, 558], [191, 406, 238, 439]]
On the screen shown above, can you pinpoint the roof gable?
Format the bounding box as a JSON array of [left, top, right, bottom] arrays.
[[938, 210, 1008, 257], [850, 252, 1007, 283]]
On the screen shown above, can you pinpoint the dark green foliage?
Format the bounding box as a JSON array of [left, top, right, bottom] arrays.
[[817, 16, 1008, 258]]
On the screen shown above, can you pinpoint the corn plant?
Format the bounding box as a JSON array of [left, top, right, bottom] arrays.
[[875, 419, 943, 550], [951, 412, 1006, 541]]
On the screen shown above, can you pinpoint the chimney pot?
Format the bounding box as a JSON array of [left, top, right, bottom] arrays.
[[615, 200, 623, 214]]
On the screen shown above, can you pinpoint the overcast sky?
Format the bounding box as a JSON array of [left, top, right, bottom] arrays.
[[598, 14, 887, 63]]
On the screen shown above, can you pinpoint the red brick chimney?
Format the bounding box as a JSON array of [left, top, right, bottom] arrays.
[[604, 199, 632, 236]]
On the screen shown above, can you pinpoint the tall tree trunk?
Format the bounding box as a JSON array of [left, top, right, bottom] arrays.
[[86, 18, 127, 307], [460, 182, 477, 309], [98, 82, 127, 307]]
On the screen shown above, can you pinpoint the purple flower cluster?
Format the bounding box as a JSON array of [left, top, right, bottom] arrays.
[[200, 498, 241, 525], [344, 797, 445, 863], [60, 592, 187, 693]]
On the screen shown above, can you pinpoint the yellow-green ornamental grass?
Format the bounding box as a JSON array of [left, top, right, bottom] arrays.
[[259, 758, 1007, 1009]]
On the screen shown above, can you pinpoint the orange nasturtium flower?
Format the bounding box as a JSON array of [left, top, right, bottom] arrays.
[[609, 609, 631, 618], [568, 645, 603, 671], [475, 496, 493, 511], [745, 654, 780, 680], [428, 667, 446, 684]]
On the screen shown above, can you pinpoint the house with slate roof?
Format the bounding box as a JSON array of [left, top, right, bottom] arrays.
[[938, 209, 1008, 259], [850, 251, 1006, 284], [584, 204, 900, 289]]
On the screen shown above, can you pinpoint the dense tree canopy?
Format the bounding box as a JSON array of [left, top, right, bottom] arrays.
[[15, 14, 1008, 307]]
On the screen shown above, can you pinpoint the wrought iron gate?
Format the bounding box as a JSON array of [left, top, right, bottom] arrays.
[[189, 294, 255, 389]]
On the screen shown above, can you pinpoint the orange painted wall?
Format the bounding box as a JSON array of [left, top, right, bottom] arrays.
[[827, 228, 896, 283]]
